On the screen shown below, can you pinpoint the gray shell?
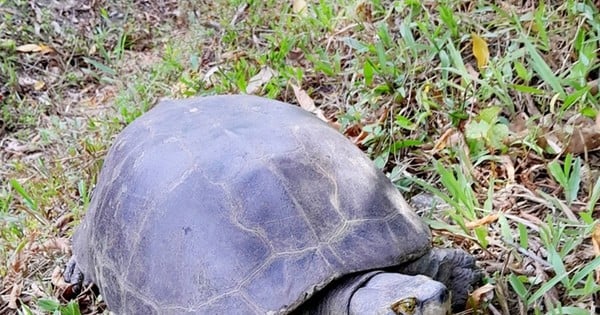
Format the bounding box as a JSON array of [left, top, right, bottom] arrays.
[[72, 95, 431, 314]]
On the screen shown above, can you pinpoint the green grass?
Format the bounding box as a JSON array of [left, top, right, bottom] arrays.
[[2, 0, 600, 314]]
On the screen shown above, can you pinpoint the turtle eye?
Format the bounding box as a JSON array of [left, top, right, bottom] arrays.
[[390, 297, 417, 315]]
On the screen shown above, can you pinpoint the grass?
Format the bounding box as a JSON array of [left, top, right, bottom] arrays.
[[1, 0, 600, 314]]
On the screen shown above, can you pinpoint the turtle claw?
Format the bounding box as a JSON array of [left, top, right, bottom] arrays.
[[64, 256, 86, 293]]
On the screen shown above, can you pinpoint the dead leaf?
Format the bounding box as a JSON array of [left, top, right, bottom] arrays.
[[465, 213, 499, 229], [292, 0, 308, 15], [356, 2, 373, 22], [51, 266, 70, 289], [5, 139, 38, 154], [31, 237, 71, 254], [509, 112, 528, 134], [202, 65, 221, 88], [465, 63, 480, 80], [16, 43, 54, 54], [34, 80, 45, 91], [246, 66, 277, 94], [18, 76, 37, 87], [471, 33, 489, 70], [30, 282, 46, 297], [432, 128, 464, 152], [592, 223, 600, 283], [344, 123, 363, 138], [291, 84, 315, 112], [11, 249, 27, 273], [38, 44, 54, 54], [352, 107, 389, 146], [8, 280, 23, 309], [541, 113, 600, 154], [53, 212, 74, 230], [499, 155, 515, 183], [16, 43, 43, 53], [564, 116, 600, 154], [230, 3, 249, 26], [221, 50, 247, 61], [468, 283, 494, 310], [16, 75, 46, 91], [353, 130, 370, 146], [589, 79, 599, 96], [520, 111, 600, 155], [291, 84, 328, 122]]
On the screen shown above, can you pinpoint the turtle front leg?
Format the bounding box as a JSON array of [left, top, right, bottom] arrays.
[[398, 248, 482, 310], [64, 256, 91, 293]]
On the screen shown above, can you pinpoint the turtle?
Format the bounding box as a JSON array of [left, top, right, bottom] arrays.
[[65, 95, 480, 314]]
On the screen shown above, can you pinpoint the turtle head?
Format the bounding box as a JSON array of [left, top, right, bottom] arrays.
[[349, 273, 451, 315]]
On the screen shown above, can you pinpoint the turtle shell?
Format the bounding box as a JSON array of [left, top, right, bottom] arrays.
[[71, 95, 431, 314]]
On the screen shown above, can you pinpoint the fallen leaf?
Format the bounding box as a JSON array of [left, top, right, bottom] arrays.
[[432, 128, 464, 152], [230, 3, 249, 26], [53, 212, 73, 230], [16, 43, 43, 53], [344, 123, 375, 145], [291, 84, 328, 122], [353, 107, 389, 146], [589, 79, 599, 96], [30, 282, 46, 297], [33, 80, 45, 91], [16, 43, 54, 54], [564, 115, 600, 154], [468, 283, 494, 310], [51, 266, 70, 289], [292, 0, 308, 15], [471, 33, 489, 70], [5, 139, 38, 154], [465, 213, 499, 229], [509, 112, 528, 134], [8, 280, 23, 309], [16, 76, 46, 91], [31, 237, 71, 254], [202, 65, 221, 88], [18, 76, 38, 87], [592, 223, 600, 283], [540, 113, 600, 154], [344, 123, 363, 138], [465, 63, 480, 80], [221, 50, 247, 61], [499, 155, 515, 183], [353, 130, 370, 146], [246, 66, 277, 94], [11, 249, 27, 273], [356, 2, 373, 22], [38, 44, 54, 54], [291, 84, 315, 111]]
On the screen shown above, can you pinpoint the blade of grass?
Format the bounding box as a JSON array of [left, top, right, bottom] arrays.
[[520, 34, 566, 97]]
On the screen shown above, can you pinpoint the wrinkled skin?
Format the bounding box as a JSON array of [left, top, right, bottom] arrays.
[[292, 248, 479, 314]]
